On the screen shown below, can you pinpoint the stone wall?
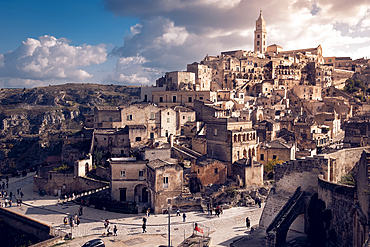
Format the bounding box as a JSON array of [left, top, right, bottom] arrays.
[[0, 208, 52, 240], [318, 175, 355, 247], [260, 147, 370, 233], [33, 173, 108, 196], [95, 166, 110, 181]]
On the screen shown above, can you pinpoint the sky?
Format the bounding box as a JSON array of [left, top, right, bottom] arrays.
[[1, 0, 370, 88]]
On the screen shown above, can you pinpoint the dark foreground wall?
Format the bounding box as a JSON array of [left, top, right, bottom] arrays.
[[0, 207, 52, 241]]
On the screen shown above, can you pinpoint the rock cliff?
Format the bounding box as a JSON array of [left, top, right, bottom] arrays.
[[0, 83, 140, 173]]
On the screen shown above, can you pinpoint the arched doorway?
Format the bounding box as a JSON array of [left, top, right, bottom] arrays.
[[134, 184, 150, 204], [85, 163, 89, 175], [142, 187, 149, 203]]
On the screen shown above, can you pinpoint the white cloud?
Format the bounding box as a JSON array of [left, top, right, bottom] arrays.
[[154, 22, 189, 46], [0, 35, 107, 87], [103, 0, 370, 85]]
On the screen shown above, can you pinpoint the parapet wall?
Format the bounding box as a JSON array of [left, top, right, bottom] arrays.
[[318, 174, 355, 246], [33, 173, 108, 196], [260, 147, 369, 230], [0, 207, 52, 241]]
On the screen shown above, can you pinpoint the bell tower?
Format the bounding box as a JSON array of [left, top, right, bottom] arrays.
[[254, 10, 267, 54]]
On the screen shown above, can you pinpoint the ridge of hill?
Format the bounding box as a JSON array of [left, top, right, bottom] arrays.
[[0, 83, 141, 173]]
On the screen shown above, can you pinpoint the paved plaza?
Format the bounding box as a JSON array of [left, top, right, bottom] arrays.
[[0, 174, 264, 246]]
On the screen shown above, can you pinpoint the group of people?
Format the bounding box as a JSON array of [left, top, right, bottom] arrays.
[[206, 204, 223, 216], [104, 218, 117, 236], [1, 187, 24, 207], [64, 215, 81, 228]]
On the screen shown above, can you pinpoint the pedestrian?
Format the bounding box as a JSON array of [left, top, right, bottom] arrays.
[[70, 217, 73, 228], [64, 217, 68, 225], [176, 208, 180, 216], [142, 217, 147, 224], [17, 189, 19, 195], [104, 219, 109, 228], [76, 217, 80, 226], [257, 198, 261, 208], [1, 182, 4, 190], [142, 223, 147, 233], [9, 200, 12, 207], [182, 213, 186, 222], [246, 217, 250, 229], [113, 225, 117, 236], [20, 191, 24, 198], [146, 208, 150, 217], [4, 198, 8, 207], [210, 208, 213, 215], [215, 206, 220, 217], [79, 205, 83, 216], [107, 225, 112, 236]]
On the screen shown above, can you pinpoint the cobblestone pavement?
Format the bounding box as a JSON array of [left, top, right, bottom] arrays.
[[0, 174, 264, 246]]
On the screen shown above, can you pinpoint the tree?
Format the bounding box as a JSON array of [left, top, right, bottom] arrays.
[[264, 158, 283, 175], [94, 151, 103, 166]]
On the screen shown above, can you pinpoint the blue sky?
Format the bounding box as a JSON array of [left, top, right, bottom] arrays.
[[1, 0, 370, 88]]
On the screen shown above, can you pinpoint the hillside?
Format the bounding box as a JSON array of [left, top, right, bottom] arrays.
[[0, 83, 141, 173]]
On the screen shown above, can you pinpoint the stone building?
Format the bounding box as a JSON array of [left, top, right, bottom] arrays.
[[93, 128, 130, 157], [257, 138, 295, 166], [232, 158, 263, 187], [146, 159, 183, 214], [109, 157, 149, 204], [151, 90, 217, 108], [254, 10, 267, 53], [156, 71, 196, 91], [292, 85, 322, 101], [189, 156, 227, 192], [205, 117, 258, 176], [186, 62, 212, 91]]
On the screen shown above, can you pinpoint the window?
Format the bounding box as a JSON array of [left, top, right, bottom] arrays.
[[163, 176, 169, 188], [139, 171, 144, 180], [159, 97, 163, 102], [150, 113, 155, 120], [121, 150, 124, 154], [214, 128, 218, 136], [215, 168, 218, 174], [120, 171, 125, 178], [188, 117, 191, 121], [109, 117, 113, 122], [260, 154, 264, 161], [144, 94, 147, 101], [150, 132, 154, 139], [273, 155, 277, 160], [128, 115, 133, 120], [173, 96, 177, 102], [199, 97, 203, 100], [135, 137, 142, 142], [167, 118, 170, 123], [257, 34, 260, 38], [188, 97, 192, 102], [257, 41, 260, 45], [104, 138, 106, 141]]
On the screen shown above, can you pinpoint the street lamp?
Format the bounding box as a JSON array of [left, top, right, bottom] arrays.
[[168, 206, 171, 247]]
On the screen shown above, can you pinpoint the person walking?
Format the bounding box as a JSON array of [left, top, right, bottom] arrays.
[[146, 208, 150, 217], [182, 213, 186, 222], [113, 225, 117, 236], [246, 217, 250, 229], [76, 217, 80, 226], [64, 217, 68, 225], [176, 208, 180, 216]]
